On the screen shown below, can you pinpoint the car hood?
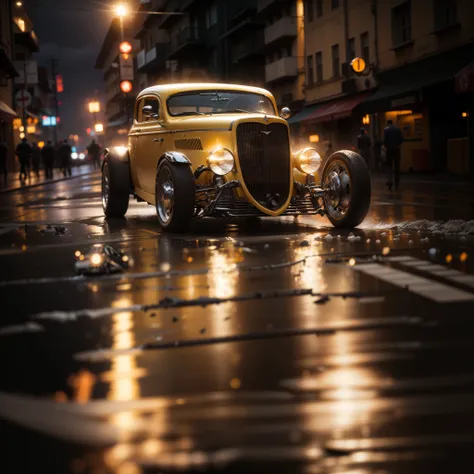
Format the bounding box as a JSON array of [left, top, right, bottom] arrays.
[[166, 113, 287, 131]]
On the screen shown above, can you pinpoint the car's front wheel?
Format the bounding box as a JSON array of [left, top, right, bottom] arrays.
[[155, 160, 195, 232], [322, 150, 371, 228], [102, 158, 130, 218]]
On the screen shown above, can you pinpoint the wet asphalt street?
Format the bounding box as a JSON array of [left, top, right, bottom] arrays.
[[1, 170, 474, 474]]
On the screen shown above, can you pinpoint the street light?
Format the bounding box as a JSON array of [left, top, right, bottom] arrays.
[[115, 4, 128, 18], [95, 123, 104, 133], [88, 101, 100, 114]]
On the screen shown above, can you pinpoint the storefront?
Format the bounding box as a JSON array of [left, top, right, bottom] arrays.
[[288, 92, 371, 154], [361, 42, 474, 174]]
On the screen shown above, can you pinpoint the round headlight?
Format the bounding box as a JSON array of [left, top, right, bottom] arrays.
[[297, 148, 321, 174], [208, 147, 234, 176]]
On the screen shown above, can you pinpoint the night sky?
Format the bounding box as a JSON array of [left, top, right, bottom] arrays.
[[26, 0, 117, 144]]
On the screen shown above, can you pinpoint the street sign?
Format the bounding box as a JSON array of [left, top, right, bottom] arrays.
[[15, 89, 32, 108], [120, 54, 134, 81], [351, 57, 366, 74]]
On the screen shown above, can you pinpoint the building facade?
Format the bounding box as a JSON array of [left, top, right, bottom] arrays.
[[0, 0, 18, 171], [294, 0, 474, 174], [95, 18, 138, 145], [258, 0, 305, 111]]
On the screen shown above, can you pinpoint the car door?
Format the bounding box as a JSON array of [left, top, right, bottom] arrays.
[[135, 95, 166, 196]]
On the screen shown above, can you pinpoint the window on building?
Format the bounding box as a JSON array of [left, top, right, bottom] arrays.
[[331, 0, 339, 10], [331, 44, 340, 78], [315, 51, 323, 83], [285, 45, 292, 57], [307, 55, 314, 86], [348, 37, 356, 60], [205, 2, 218, 29], [433, 0, 458, 30], [391, 1, 412, 46], [209, 49, 218, 72], [305, 0, 314, 23], [315, 0, 323, 17], [360, 32, 369, 63]]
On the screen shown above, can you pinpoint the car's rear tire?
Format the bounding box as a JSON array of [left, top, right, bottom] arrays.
[[155, 160, 195, 232], [322, 150, 370, 228], [102, 157, 130, 218]]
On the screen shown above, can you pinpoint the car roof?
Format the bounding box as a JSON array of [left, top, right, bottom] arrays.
[[137, 83, 273, 101]]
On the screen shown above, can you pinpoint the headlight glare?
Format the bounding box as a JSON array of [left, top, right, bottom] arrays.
[[90, 253, 102, 266], [297, 148, 321, 174], [208, 147, 234, 176], [113, 146, 128, 157]]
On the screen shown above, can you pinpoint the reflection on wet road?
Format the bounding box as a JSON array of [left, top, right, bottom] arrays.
[[1, 172, 474, 473]]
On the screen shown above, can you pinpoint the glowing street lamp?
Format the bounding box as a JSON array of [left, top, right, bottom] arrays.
[[88, 101, 100, 114], [115, 4, 128, 18], [95, 123, 104, 133]]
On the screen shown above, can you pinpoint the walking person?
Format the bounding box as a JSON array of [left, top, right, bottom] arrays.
[[42, 140, 55, 179], [31, 142, 41, 178], [0, 140, 8, 186], [87, 139, 101, 169], [15, 137, 32, 182], [384, 119, 404, 191], [373, 137, 383, 174], [58, 139, 72, 177], [357, 128, 372, 170]]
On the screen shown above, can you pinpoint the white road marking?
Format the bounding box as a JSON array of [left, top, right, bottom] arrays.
[[355, 263, 474, 303], [387, 257, 474, 290]]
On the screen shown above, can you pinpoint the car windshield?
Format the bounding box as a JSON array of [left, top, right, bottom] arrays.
[[167, 90, 276, 117]]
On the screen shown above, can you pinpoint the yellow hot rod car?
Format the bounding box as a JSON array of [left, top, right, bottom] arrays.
[[102, 83, 370, 232]]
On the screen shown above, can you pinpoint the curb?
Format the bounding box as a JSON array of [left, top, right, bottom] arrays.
[[0, 169, 99, 194]]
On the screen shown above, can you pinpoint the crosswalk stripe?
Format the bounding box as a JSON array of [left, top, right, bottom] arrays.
[[355, 263, 474, 303], [387, 256, 474, 290]]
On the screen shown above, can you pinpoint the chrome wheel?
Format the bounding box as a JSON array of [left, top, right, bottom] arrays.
[[156, 166, 175, 224], [102, 161, 109, 209], [323, 160, 352, 219]]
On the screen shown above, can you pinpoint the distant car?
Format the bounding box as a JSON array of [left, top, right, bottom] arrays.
[[74, 244, 130, 275], [101, 83, 371, 232]]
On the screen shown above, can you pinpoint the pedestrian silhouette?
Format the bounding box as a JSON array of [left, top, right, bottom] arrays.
[[15, 137, 32, 182], [58, 139, 72, 177], [384, 119, 404, 191], [31, 142, 41, 178], [42, 140, 55, 179], [0, 140, 8, 186]]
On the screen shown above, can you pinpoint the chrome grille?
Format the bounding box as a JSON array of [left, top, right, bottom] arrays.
[[236, 122, 291, 210], [214, 196, 320, 218]]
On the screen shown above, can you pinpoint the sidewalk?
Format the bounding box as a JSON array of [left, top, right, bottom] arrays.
[[371, 172, 473, 187], [0, 165, 99, 194]]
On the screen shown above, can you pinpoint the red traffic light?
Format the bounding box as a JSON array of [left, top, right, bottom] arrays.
[[119, 41, 132, 55], [120, 80, 133, 93]]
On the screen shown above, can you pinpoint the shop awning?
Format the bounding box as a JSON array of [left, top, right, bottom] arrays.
[[455, 60, 474, 94], [287, 104, 320, 124], [362, 43, 474, 112], [302, 92, 372, 124], [0, 101, 18, 122]]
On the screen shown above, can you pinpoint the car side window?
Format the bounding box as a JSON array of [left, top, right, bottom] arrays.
[[135, 99, 144, 122], [139, 97, 160, 123]]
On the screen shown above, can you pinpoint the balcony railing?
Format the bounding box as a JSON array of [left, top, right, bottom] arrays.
[[167, 26, 205, 59], [264, 16, 297, 45], [257, 0, 278, 13], [231, 30, 265, 63], [265, 56, 298, 83], [137, 44, 166, 73]]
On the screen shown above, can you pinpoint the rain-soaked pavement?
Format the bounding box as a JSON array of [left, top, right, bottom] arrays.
[[1, 171, 474, 474]]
